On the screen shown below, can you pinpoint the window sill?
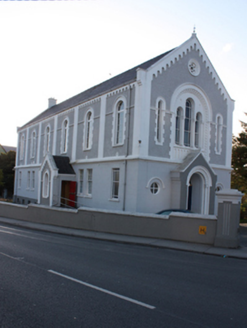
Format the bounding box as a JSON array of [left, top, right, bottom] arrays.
[[77, 193, 90, 198], [109, 198, 120, 202], [112, 143, 124, 148]]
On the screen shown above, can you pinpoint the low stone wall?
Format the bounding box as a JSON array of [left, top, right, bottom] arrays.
[[0, 202, 217, 245]]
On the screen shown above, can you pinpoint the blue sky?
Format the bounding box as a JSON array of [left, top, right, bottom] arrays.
[[0, 0, 246, 146]]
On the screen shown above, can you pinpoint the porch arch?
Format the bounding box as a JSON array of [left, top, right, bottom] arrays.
[[186, 166, 212, 215]]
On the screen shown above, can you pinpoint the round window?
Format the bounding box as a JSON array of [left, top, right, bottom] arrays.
[[150, 182, 159, 194]]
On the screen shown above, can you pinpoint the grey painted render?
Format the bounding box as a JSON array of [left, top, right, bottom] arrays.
[[149, 49, 228, 165]]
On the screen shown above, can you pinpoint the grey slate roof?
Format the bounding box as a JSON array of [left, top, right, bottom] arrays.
[[53, 156, 75, 175], [2, 145, 16, 153], [22, 48, 174, 128]]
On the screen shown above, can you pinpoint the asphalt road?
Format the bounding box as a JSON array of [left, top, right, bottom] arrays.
[[0, 223, 246, 328]]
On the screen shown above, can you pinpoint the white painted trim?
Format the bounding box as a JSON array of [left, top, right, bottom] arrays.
[[37, 122, 42, 164], [42, 170, 50, 199], [98, 95, 106, 158], [148, 33, 233, 102], [154, 97, 166, 145], [43, 123, 51, 157], [170, 83, 213, 162], [146, 177, 165, 189], [25, 127, 29, 165], [52, 115, 58, 156], [72, 106, 79, 162], [83, 108, 94, 151], [111, 95, 127, 147], [186, 165, 212, 215], [60, 116, 69, 154], [226, 99, 234, 167]]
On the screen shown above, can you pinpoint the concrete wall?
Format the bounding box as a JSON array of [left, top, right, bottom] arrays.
[[0, 202, 217, 245]]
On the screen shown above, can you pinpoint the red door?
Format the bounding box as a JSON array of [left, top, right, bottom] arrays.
[[68, 181, 77, 208]]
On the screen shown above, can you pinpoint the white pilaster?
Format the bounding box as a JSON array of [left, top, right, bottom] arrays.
[[37, 122, 42, 164], [98, 95, 106, 158], [25, 127, 29, 165], [72, 106, 79, 162], [53, 115, 58, 155], [226, 99, 234, 168], [132, 69, 150, 157]]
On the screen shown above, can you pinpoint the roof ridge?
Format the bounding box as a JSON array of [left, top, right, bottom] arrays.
[[20, 48, 174, 129]]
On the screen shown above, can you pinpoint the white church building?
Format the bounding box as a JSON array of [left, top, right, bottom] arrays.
[[14, 32, 234, 215]]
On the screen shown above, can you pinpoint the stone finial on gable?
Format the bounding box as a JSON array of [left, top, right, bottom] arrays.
[[192, 25, 196, 37]]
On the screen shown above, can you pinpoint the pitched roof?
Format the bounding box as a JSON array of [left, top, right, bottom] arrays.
[[22, 48, 174, 128], [53, 156, 75, 175], [2, 145, 16, 153]]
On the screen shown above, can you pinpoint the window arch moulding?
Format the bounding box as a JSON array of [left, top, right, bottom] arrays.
[[20, 134, 25, 160], [215, 114, 223, 155], [146, 177, 165, 194], [154, 97, 166, 145], [30, 130, 37, 159], [112, 96, 127, 147], [83, 108, 94, 151], [44, 124, 51, 156], [61, 117, 69, 154], [170, 83, 212, 162]]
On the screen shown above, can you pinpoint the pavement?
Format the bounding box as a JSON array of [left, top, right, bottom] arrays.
[[0, 216, 247, 260]]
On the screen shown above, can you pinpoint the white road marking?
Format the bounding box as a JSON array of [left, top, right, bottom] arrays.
[[48, 269, 155, 310]]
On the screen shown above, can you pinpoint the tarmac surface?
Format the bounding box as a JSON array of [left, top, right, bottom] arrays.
[[0, 216, 246, 260]]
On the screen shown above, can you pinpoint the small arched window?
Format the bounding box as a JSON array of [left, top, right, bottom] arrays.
[[62, 119, 68, 153], [20, 134, 25, 160], [216, 115, 223, 154], [175, 107, 182, 145], [85, 110, 93, 150], [115, 101, 125, 145], [184, 99, 192, 147], [42, 171, 49, 198], [31, 131, 36, 159], [195, 112, 202, 148]]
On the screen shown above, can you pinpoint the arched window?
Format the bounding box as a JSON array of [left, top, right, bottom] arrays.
[[175, 107, 182, 145], [30, 131, 36, 159], [115, 101, 125, 145], [216, 115, 223, 154], [195, 112, 202, 148], [42, 171, 49, 198], [62, 119, 68, 153], [20, 134, 25, 160], [156, 100, 163, 143], [45, 126, 50, 154], [84, 110, 93, 150], [184, 99, 192, 147]]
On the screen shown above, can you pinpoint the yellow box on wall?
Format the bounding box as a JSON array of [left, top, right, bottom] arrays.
[[199, 226, 207, 235]]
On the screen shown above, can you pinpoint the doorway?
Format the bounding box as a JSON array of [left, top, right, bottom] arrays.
[[187, 173, 204, 213], [61, 181, 77, 208]]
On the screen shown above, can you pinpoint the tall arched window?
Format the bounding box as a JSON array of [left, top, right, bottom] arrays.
[[30, 131, 36, 159], [195, 112, 202, 148], [20, 134, 25, 160], [85, 110, 93, 150], [216, 115, 223, 154], [46, 126, 50, 153], [175, 107, 182, 145], [115, 101, 125, 145], [156, 100, 163, 143], [62, 119, 68, 153], [184, 99, 192, 147]]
